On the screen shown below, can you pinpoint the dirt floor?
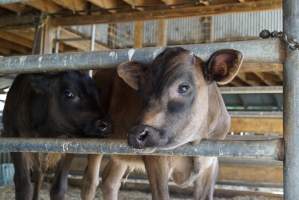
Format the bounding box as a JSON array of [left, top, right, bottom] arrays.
[[0, 184, 278, 200]]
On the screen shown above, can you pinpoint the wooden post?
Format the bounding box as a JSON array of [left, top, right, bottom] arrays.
[[42, 17, 56, 54], [54, 26, 61, 53], [32, 16, 56, 54], [107, 23, 117, 48], [156, 19, 168, 47], [134, 21, 144, 48]]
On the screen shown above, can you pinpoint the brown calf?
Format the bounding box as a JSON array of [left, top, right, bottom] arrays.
[[82, 47, 243, 200]]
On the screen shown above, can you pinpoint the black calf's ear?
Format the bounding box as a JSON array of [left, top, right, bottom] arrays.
[[117, 61, 147, 90], [205, 49, 243, 85], [30, 74, 50, 94]]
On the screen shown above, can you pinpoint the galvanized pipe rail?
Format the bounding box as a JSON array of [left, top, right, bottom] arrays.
[[0, 137, 283, 160], [220, 86, 283, 94], [0, 39, 284, 74], [283, 0, 299, 198]]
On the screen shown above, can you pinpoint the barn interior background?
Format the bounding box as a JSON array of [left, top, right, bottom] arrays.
[[0, 0, 285, 199]]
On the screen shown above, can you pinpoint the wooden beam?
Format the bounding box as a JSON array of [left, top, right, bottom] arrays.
[[246, 73, 271, 85], [7, 27, 109, 52], [237, 73, 261, 86], [25, 0, 62, 13], [8, 28, 35, 40], [51, 0, 282, 26], [161, 0, 193, 6], [0, 31, 32, 48], [87, 0, 118, 9], [240, 62, 283, 73], [229, 80, 243, 86], [59, 28, 110, 51], [134, 21, 144, 48], [156, 19, 168, 47], [0, 47, 11, 55], [231, 76, 250, 86], [0, 14, 37, 30], [51, 0, 86, 11], [264, 72, 281, 83], [122, 0, 162, 9], [219, 163, 282, 185], [0, 38, 29, 54], [0, 3, 28, 13], [274, 71, 283, 81], [69, 156, 283, 188], [230, 117, 283, 135], [254, 72, 274, 85]]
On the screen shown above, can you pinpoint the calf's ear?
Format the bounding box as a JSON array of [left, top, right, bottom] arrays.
[[30, 74, 51, 94], [205, 49, 243, 85], [117, 61, 147, 90]]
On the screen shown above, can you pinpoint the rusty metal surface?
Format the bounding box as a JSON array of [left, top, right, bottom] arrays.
[[0, 137, 283, 160], [0, 39, 284, 74]]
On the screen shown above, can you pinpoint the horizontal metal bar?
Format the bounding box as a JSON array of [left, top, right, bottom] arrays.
[[0, 137, 284, 160], [0, 0, 25, 4], [229, 111, 283, 118], [0, 39, 284, 74], [220, 86, 283, 94]]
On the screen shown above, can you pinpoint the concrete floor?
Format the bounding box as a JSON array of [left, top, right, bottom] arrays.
[[0, 184, 277, 200]]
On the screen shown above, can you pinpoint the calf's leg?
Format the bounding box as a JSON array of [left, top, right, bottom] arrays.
[[50, 154, 75, 200], [11, 152, 33, 200], [101, 157, 128, 200], [193, 157, 219, 200], [144, 156, 170, 200], [81, 154, 103, 200], [32, 168, 44, 200]]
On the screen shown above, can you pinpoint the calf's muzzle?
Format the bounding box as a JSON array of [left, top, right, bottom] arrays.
[[128, 125, 168, 148]]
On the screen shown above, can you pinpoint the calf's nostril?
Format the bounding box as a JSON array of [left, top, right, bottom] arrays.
[[137, 129, 149, 142], [96, 120, 108, 132]]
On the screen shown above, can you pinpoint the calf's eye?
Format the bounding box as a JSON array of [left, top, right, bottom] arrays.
[[64, 90, 75, 99], [177, 83, 190, 94]]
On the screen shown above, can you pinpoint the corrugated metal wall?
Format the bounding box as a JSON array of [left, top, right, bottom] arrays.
[[212, 9, 282, 42], [113, 16, 210, 48], [68, 9, 282, 49], [70, 24, 109, 45]]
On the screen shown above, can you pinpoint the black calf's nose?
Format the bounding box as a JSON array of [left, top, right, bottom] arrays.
[[95, 120, 109, 132]]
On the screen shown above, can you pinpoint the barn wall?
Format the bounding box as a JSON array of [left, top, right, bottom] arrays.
[[212, 9, 282, 42], [68, 9, 282, 49]]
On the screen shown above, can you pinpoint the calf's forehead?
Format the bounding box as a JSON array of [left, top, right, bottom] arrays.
[[150, 50, 206, 90], [57, 72, 97, 93]]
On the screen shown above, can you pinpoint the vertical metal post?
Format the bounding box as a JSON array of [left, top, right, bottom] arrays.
[[283, 0, 299, 199], [89, 24, 96, 77], [90, 24, 96, 51]]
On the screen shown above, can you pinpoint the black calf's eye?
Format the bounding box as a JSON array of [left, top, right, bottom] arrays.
[[178, 83, 190, 94], [64, 90, 75, 99]]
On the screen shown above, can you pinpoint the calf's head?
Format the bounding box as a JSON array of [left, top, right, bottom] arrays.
[[30, 71, 111, 137], [118, 47, 242, 149]]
